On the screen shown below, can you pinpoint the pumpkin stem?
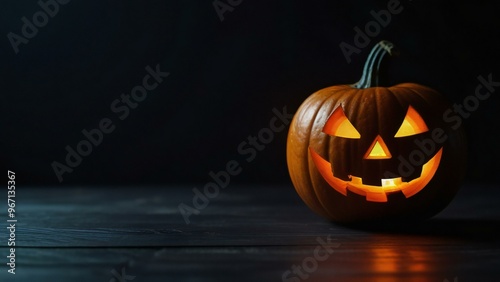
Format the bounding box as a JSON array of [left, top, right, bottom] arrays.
[[352, 40, 399, 89]]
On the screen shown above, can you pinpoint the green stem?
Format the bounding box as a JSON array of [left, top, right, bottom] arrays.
[[352, 40, 399, 89]]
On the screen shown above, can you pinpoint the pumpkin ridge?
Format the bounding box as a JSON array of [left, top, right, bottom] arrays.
[[406, 85, 440, 108], [307, 89, 349, 220], [296, 89, 340, 218], [351, 87, 366, 178]]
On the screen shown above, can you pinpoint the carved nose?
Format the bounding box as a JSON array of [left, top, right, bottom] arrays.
[[364, 135, 392, 159]]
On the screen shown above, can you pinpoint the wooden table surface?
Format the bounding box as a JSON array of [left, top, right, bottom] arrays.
[[1, 182, 499, 282]]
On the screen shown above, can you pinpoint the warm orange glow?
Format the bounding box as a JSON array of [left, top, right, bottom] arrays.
[[381, 177, 402, 187], [309, 148, 347, 196], [370, 247, 430, 275], [323, 107, 361, 139], [309, 147, 443, 202], [364, 135, 392, 159], [394, 106, 428, 137], [401, 148, 443, 198]]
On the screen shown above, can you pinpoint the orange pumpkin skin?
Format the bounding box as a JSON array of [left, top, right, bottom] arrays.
[[286, 42, 467, 222]]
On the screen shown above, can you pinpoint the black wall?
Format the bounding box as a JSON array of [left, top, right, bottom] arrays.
[[1, 0, 499, 186]]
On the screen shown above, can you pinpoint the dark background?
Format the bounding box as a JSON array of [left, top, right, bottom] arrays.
[[1, 0, 499, 186]]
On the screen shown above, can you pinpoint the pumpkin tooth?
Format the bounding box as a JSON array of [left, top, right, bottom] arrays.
[[350, 176, 363, 185], [381, 177, 403, 187]]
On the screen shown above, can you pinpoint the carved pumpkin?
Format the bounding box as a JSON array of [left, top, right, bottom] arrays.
[[287, 41, 467, 222]]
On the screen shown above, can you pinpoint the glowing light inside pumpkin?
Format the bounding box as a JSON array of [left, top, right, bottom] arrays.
[[394, 106, 429, 137], [311, 104, 441, 202], [364, 135, 392, 159], [323, 107, 361, 139], [381, 177, 403, 187], [309, 147, 443, 202]]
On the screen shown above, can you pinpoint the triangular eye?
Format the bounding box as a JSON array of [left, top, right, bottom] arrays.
[[394, 106, 429, 138], [323, 107, 361, 139]]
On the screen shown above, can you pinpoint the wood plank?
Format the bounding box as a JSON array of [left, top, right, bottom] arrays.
[[1, 242, 498, 281], [7, 183, 500, 247], [1, 183, 499, 281]]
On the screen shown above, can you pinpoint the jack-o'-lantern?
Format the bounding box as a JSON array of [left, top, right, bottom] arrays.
[[287, 41, 466, 222]]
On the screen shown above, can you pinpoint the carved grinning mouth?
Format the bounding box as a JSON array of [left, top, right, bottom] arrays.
[[309, 148, 443, 202]]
